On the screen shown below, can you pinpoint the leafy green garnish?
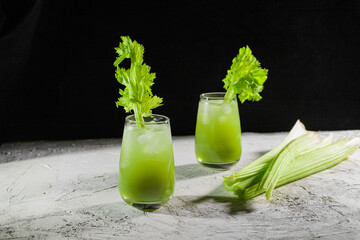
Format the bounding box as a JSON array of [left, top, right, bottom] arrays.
[[223, 46, 268, 103], [114, 36, 163, 125]]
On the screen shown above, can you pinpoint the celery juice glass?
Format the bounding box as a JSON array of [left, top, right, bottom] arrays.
[[195, 92, 241, 169], [118, 114, 175, 211]]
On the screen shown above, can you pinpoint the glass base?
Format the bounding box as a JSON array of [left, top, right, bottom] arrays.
[[197, 160, 238, 170], [123, 197, 170, 212]]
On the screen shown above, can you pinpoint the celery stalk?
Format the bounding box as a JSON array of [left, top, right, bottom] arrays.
[[258, 133, 320, 200], [241, 137, 360, 200], [224, 120, 308, 184], [223, 120, 360, 201], [223, 174, 262, 192]]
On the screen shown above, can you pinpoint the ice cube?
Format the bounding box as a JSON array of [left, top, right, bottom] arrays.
[[219, 116, 227, 123], [143, 139, 160, 155], [221, 103, 231, 114], [137, 131, 153, 143]]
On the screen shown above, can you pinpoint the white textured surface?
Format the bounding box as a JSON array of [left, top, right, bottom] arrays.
[[1, 131, 360, 239]]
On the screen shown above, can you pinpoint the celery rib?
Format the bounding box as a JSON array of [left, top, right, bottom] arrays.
[[242, 139, 359, 200], [224, 120, 307, 182], [258, 133, 319, 199], [223, 120, 360, 201]]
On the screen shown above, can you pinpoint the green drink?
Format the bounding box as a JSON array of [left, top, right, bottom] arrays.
[[118, 114, 175, 211], [195, 92, 241, 169]]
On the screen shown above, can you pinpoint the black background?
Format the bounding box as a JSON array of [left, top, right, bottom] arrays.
[[1, 0, 359, 143]]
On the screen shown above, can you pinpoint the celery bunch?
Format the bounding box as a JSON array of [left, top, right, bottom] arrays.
[[223, 121, 360, 200]]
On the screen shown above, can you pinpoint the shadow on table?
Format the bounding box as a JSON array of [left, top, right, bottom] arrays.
[[175, 163, 219, 180], [257, 150, 270, 157], [190, 184, 254, 214], [194, 195, 253, 214], [157, 184, 254, 217]]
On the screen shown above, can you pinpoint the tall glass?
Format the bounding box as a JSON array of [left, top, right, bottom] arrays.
[[118, 114, 175, 211], [195, 92, 241, 170]]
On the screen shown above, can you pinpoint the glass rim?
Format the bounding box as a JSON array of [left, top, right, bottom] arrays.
[[200, 92, 235, 101], [125, 114, 170, 125]]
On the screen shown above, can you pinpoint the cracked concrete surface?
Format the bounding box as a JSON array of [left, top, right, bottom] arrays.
[[0, 132, 360, 239]]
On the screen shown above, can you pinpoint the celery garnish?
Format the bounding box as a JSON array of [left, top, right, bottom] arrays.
[[114, 36, 162, 127], [223, 121, 360, 200], [222, 46, 268, 103]]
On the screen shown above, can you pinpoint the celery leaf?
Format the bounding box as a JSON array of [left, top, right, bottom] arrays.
[[114, 36, 162, 123], [223, 46, 268, 103]]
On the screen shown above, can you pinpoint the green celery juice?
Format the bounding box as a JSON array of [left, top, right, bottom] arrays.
[[118, 116, 175, 211], [195, 93, 241, 169]]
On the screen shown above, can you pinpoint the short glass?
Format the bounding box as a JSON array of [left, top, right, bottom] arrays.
[[118, 114, 175, 211], [195, 92, 242, 170]]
